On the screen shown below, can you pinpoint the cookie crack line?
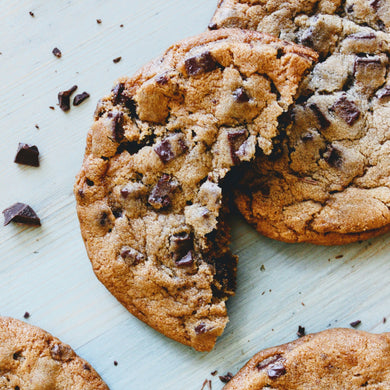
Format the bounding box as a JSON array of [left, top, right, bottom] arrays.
[[74, 28, 316, 351]]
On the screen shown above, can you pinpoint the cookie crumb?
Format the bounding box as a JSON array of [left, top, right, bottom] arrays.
[[113, 360, 118, 366], [297, 325, 306, 338], [335, 254, 344, 259], [29, 11, 35, 17], [113, 56, 122, 64], [52, 47, 62, 58], [219, 372, 234, 383], [211, 370, 217, 376], [350, 320, 361, 328], [23, 312, 30, 319], [384, 317, 387, 324], [49, 106, 55, 110], [260, 264, 266, 271]]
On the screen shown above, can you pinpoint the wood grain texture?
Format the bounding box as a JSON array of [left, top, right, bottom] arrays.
[[0, 1, 389, 389]]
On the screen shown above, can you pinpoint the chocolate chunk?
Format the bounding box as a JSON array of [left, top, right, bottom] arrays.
[[52, 47, 62, 58], [154, 139, 175, 163], [13, 351, 23, 360], [371, 0, 381, 10], [348, 32, 376, 40], [14, 143, 40, 167], [120, 246, 145, 265], [185, 51, 218, 76], [257, 355, 283, 370], [148, 174, 178, 209], [86, 178, 94, 186], [49, 106, 55, 110], [175, 251, 194, 267], [219, 373, 234, 383], [227, 129, 248, 165], [112, 83, 125, 105], [302, 132, 314, 142], [297, 326, 306, 338], [23, 312, 30, 319], [3, 203, 41, 226], [331, 96, 360, 126], [171, 232, 193, 261], [111, 83, 137, 117], [194, 323, 207, 334], [376, 86, 390, 99], [58, 85, 77, 112], [96, 19, 102, 24], [50, 344, 73, 362], [108, 111, 124, 142], [208, 22, 218, 30], [268, 362, 287, 379], [323, 145, 343, 168], [350, 320, 362, 328], [113, 56, 122, 63], [233, 87, 250, 103], [73, 92, 90, 106], [308, 103, 330, 129]]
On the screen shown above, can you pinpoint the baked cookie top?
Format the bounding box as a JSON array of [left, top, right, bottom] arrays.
[[0, 317, 108, 390], [210, 0, 390, 37], [219, 8, 390, 243], [74, 28, 316, 351], [224, 328, 390, 389]]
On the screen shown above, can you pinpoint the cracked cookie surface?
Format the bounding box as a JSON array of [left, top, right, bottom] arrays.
[[74, 28, 316, 351], [0, 317, 108, 390], [215, 6, 390, 244], [224, 328, 390, 389]]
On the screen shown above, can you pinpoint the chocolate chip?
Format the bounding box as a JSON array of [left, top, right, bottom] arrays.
[[35, 124, 39, 129], [73, 92, 90, 106], [376, 86, 390, 99], [297, 326, 306, 338], [371, 0, 381, 10], [323, 145, 343, 168], [148, 174, 178, 209], [185, 51, 218, 76], [113, 56, 122, 64], [112, 83, 125, 105], [29, 11, 35, 17], [154, 139, 175, 163], [49, 106, 55, 110], [384, 317, 387, 324], [108, 111, 124, 142], [50, 344, 73, 362], [13, 351, 23, 360], [257, 355, 283, 370], [120, 246, 145, 265], [194, 323, 207, 334], [58, 85, 77, 112], [3, 203, 41, 226], [175, 251, 194, 267], [96, 19, 102, 24], [308, 103, 330, 129], [23, 312, 30, 319], [52, 47, 62, 58], [83, 363, 91, 371], [227, 129, 248, 165], [268, 362, 287, 379], [331, 96, 360, 126], [350, 320, 361, 328], [233, 87, 250, 103], [219, 373, 234, 383], [86, 178, 94, 186], [208, 22, 218, 30], [14, 143, 39, 167]]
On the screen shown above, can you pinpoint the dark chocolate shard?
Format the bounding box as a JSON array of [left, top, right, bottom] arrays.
[[257, 355, 283, 371], [331, 96, 360, 126], [219, 373, 234, 383], [233, 87, 250, 103], [376, 86, 390, 99], [50, 344, 73, 362], [112, 83, 125, 105], [154, 139, 175, 163], [3, 203, 41, 226], [175, 250, 194, 267], [148, 174, 178, 209], [194, 323, 207, 335], [308, 103, 330, 129], [185, 51, 218, 76], [73, 92, 90, 106], [267, 362, 287, 379], [350, 320, 362, 328], [120, 246, 145, 265], [323, 144, 343, 168], [171, 232, 193, 261], [23, 312, 30, 319], [111, 83, 138, 118], [108, 111, 124, 142], [58, 85, 77, 112], [297, 325, 306, 338], [14, 143, 40, 167], [52, 47, 62, 58], [227, 129, 248, 165]]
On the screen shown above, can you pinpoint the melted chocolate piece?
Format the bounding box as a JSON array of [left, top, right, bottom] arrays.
[[308, 103, 330, 129], [58, 85, 77, 112], [3, 203, 41, 226], [227, 129, 248, 165], [171, 232, 193, 261], [331, 96, 360, 126], [154, 139, 175, 163], [175, 250, 194, 267], [194, 323, 207, 334], [120, 246, 145, 265], [257, 355, 283, 370], [73, 92, 90, 106], [268, 362, 287, 379], [50, 344, 73, 362], [148, 174, 178, 209], [185, 51, 218, 76], [323, 144, 343, 168], [112, 83, 138, 117], [219, 373, 233, 383], [52, 47, 62, 58], [108, 111, 124, 142], [14, 143, 40, 167], [233, 87, 250, 103], [297, 325, 306, 338]]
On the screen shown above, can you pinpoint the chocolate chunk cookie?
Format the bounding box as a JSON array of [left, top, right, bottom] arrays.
[[74, 28, 316, 351], [224, 328, 390, 389], [214, 5, 390, 244], [0, 316, 108, 389]]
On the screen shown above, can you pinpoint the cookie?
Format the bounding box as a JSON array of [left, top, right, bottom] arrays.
[[0, 316, 108, 389], [209, 0, 390, 36], [213, 4, 390, 244], [224, 328, 390, 389], [74, 28, 316, 351]]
